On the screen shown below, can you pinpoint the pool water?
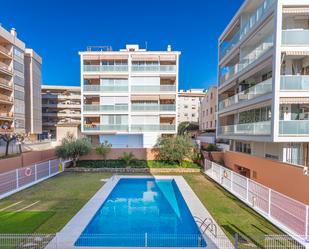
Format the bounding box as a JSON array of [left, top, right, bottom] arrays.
[[75, 178, 206, 247]]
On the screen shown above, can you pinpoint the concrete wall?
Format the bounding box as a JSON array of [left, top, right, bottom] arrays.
[[0, 149, 56, 174], [223, 151, 309, 204]]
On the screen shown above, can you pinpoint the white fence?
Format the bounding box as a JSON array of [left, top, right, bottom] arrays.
[[0, 158, 63, 200], [204, 159, 309, 247]]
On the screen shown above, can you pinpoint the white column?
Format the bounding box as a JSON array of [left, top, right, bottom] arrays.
[[48, 160, 51, 176], [35, 164, 37, 181], [15, 169, 19, 189], [268, 189, 272, 216]]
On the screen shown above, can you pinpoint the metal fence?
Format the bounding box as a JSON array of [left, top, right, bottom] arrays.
[[0, 158, 62, 200], [204, 159, 309, 247]]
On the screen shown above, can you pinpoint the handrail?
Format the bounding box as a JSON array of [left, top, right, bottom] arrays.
[[194, 216, 217, 238]]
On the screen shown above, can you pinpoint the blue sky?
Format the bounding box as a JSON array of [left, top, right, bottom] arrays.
[[1, 0, 243, 90]]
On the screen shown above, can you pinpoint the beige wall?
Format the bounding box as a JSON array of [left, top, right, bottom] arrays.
[[199, 86, 217, 131], [56, 125, 81, 142]]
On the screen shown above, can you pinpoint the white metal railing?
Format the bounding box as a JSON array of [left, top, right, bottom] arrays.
[[219, 78, 272, 110], [0, 159, 64, 200], [83, 65, 128, 72], [204, 159, 309, 246], [282, 30, 309, 45], [218, 121, 271, 135], [220, 34, 273, 84], [281, 75, 309, 90]]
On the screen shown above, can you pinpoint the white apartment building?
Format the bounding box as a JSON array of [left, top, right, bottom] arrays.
[[217, 0, 309, 167], [79, 44, 180, 148], [178, 89, 205, 124]]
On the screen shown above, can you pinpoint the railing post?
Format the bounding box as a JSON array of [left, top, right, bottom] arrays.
[[34, 164, 37, 181], [48, 160, 51, 176], [234, 233, 238, 249], [231, 171, 234, 191], [211, 161, 214, 178], [145, 232, 148, 248], [15, 169, 19, 189], [305, 205, 308, 242], [246, 178, 249, 202], [268, 189, 272, 217]]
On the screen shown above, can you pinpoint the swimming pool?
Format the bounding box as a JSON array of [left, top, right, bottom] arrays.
[[75, 178, 206, 247]]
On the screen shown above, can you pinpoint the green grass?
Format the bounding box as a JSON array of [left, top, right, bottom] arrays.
[[0, 171, 283, 248]]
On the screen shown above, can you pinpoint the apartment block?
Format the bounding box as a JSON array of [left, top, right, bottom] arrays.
[[41, 85, 81, 140], [178, 89, 205, 124], [217, 0, 309, 167], [0, 25, 42, 135], [79, 44, 180, 148], [199, 86, 217, 132]]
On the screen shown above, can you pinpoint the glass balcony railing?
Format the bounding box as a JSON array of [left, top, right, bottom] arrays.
[[131, 65, 176, 72], [219, 0, 274, 60], [218, 121, 271, 135], [131, 85, 176, 92], [220, 34, 273, 84], [83, 124, 129, 132], [83, 65, 128, 72], [280, 75, 309, 90], [219, 78, 272, 110], [282, 30, 309, 45], [131, 104, 176, 112], [131, 124, 176, 132], [83, 104, 128, 112], [83, 85, 129, 92], [279, 120, 309, 135]]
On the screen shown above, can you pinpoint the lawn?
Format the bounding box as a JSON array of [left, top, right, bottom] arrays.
[[0, 171, 283, 247]]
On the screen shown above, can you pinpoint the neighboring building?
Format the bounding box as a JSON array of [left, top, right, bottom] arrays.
[[217, 0, 309, 167], [24, 49, 42, 139], [79, 44, 180, 148], [199, 86, 217, 132], [41, 85, 81, 140], [178, 89, 205, 124], [0, 25, 42, 136]]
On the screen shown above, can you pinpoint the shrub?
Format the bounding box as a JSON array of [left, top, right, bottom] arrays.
[[56, 137, 92, 167], [205, 144, 220, 152], [119, 152, 136, 167], [95, 140, 112, 161]]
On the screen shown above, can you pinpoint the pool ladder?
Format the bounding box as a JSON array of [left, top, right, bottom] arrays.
[[194, 216, 217, 238]]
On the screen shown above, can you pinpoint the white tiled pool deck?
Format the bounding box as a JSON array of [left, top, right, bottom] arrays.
[[46, 175, 233, 249]]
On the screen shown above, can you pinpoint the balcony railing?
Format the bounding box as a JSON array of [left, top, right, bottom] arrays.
[[279, 120, 309, 136], [83, 85, 128, 92], [131, 124, 176, 132], [0, 45, 11, 56], [131, 104, 176, 112], [280, 75, 309, 90], [220, 34, 273, 84], [83, 65, 128, 72], [0, 112, 13, 119], [0, 78, 12, 89], [131, 85, 176, 92], [83, 124, 129, 132], [0, 94, 13, 103], [219, 78, 272, 110], [282, 30, 309, 45], [219, 0, 274, 60], [218, 121, 271, 135], [131, 65, 176, 72], [0, 61, 12, 73], [83, 104, 128, 112]]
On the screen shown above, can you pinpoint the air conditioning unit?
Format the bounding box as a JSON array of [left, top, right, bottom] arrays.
[[304, 166, 308, 176]]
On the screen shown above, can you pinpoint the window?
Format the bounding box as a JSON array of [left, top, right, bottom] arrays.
[[192, 105, 196, 110], [184, 105, 188, 109], [235, 141, 251, 154], [211, 93, 213, 99], [192, 113, 195, 117], [184, 113, 188, 117], [206, 109, 208, 115], [210, 107, 213, 114]]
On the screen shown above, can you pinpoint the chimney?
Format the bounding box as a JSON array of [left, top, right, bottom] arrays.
[[10, 28, 17, 37], [167, 45, 172, 52]]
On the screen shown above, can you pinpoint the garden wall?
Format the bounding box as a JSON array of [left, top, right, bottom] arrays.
[[0, 149, 56, 174], [80, 148, 159, 161], [66, 167, 200, 173]]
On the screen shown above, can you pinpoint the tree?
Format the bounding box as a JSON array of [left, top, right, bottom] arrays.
[[119, 152, 136, 167], [178, 121, 199, 135], [0, 133, 28, 156], [156, 135, 194, 166], [55, 137, 92, 167], [95, 140, 112, 162]]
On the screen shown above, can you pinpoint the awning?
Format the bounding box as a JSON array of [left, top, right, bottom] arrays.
[[159, 55, 177, 61], [280, 97, 309, 104], [83, 75, 100, 79], [160, 94, 176, 100], [131, 54, 160, 61], [131, 95, 159, 101], [283, 8, 309, 14], [284, 51, 309, 56], [83, 54, 128, 60]]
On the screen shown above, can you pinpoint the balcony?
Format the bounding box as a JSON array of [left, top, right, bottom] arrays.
[[220, 34, 273, 85], [219, 78, 272, 110], [280, 76, 309, 90], [83, 65, 128, 72], [83, 85, 128, 92], [42, 103, 81, 108], [0, 112, 13, 120], [131, 124, 176, 132], [0, 78, 12, 90], [279, 120, 309, 136], [131, 65, 176, 73], [282, 30, 309, 46], [131, 103, 176, 112], [0, 93, 13, 104], [83, 104, 128, 112], [219, 121, 271, 135], [219, 0, 274, 60], [0, 45, 11, 58], [131, 85, 176, 92], [83, 124, 129, 132], [42, 94, 81, 99], [0, 61, 12, 74], [43, 112, 81, 117]]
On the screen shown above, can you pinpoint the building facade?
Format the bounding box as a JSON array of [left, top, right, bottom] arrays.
[[217, 0, 309, 167], [41, 85, 81, 140], [80, 44, 180, 148], [0, 25, 42, 136], [178, 89, 205, 124], [199, 86, 217, 132]]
